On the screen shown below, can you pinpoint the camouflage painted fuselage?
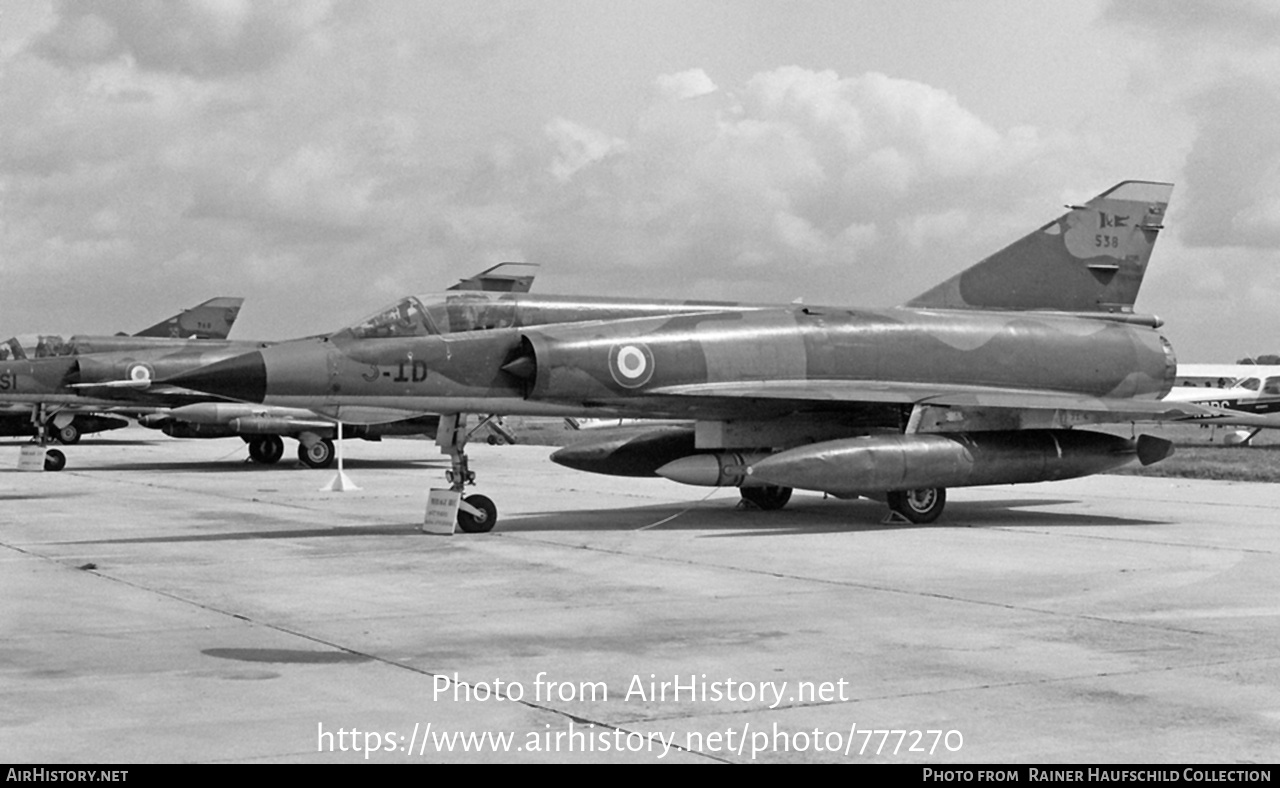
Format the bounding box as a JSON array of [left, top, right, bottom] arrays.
[[194, 305, 1176, 437], [0, 339, 273, 409]]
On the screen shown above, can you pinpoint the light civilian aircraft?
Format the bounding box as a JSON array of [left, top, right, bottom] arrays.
[[1163, 364, 1280, 444]]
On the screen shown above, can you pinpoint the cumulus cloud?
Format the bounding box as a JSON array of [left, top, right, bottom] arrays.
[[1105, 0, 1280, 50], [1181, 80, 1280, 247], [1104, 0, 1280, 249], [0, 37, 1077, 338], [545, 118, 624, 182], [184, 143, 377, 235], [654, 69, 718, 101], [518, 66, 1060, 299], [35, 0, 333, 78]]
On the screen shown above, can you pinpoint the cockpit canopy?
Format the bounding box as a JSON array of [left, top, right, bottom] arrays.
[[342, 297, 436, 339], [337, 292, 525, 340], [0, 334, 73, 360], [1230, 375, 1280, 396]]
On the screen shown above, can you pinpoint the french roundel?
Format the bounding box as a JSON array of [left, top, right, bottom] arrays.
[[127, 362, 155, 385], [608, 342, 655, 388]]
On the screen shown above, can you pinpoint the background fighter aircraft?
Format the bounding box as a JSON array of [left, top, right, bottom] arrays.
[[0, 297, 244, 455], [0, 268, 542, 470], [0, 407, 128, 444], [171, 180, 1205, 532], [0, 295, 244, 363], [130, 296, 244, 340], [0, 296, 244, 365]]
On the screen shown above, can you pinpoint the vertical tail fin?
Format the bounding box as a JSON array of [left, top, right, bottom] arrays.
[[905, 181, 1172, 315], [448, 263, 539, 293], [132, 297, 244, 339]]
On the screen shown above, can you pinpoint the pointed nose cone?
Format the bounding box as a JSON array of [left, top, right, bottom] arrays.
[[655, 455, 725, 486], [166, 352, 267, 403]]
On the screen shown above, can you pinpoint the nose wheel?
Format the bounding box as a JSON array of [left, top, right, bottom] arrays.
[[43, 448, 67, 471], [437, 414, 499, 533], [457, 494, 496, 533], [26, 405, 67, 472]]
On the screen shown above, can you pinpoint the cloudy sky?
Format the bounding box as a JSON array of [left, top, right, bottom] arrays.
[[2, 0, 1278, 360]]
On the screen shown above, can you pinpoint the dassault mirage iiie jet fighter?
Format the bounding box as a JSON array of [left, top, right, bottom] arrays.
[[0, 297, 245, 461], [171, 181, 1202, 531]]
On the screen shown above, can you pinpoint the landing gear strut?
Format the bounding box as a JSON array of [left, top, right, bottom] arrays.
[[28, 405, 67, 472], [437, 414, 498, 533]]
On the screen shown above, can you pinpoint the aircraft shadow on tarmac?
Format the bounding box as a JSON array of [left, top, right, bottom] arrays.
[[0, 438, 161, 448], [0, 492, 92, 502], [202, 647, 372, 665], [57, 523, 427, 545], [46, 497, 1163, 548], [503, 495, 1166, 535], [59, 457, 448, 473]]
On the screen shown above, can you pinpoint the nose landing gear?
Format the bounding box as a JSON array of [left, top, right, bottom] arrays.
[[437, 414, 500, 533]]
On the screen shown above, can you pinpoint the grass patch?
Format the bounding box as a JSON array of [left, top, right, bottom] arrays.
[[1113, 444, 1280, 482]]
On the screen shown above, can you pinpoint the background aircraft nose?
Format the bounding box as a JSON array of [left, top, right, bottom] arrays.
[[166, 351, 267, 403]]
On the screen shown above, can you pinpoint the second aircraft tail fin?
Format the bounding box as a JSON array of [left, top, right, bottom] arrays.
[[133, 297, 244, 339], [448, 263, 539, 293]]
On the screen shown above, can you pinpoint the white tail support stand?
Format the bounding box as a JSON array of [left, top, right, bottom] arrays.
[[321, 420, 361, 492]]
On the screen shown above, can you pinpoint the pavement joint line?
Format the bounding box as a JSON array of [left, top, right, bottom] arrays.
[[6, 508, 1254, 643], [5, 528, 1255, 644], [978, 526, 1279, 556], [54, 469, 422, 521], [631, 652, 1280, 724], [497, 532, 1227, 638]]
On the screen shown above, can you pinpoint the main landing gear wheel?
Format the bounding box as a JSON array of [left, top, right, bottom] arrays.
[[457, 494, 497, 533], [248, 435, 285, 465], [44, 449, 67, 472], [886, 488, 945, 524], [55, 423, 81, 445], [298, 438, 335, 469], [740, 485, 793, 511]]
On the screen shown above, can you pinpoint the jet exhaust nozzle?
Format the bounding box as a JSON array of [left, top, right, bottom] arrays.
[[1136, 434, 1174, 466]]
